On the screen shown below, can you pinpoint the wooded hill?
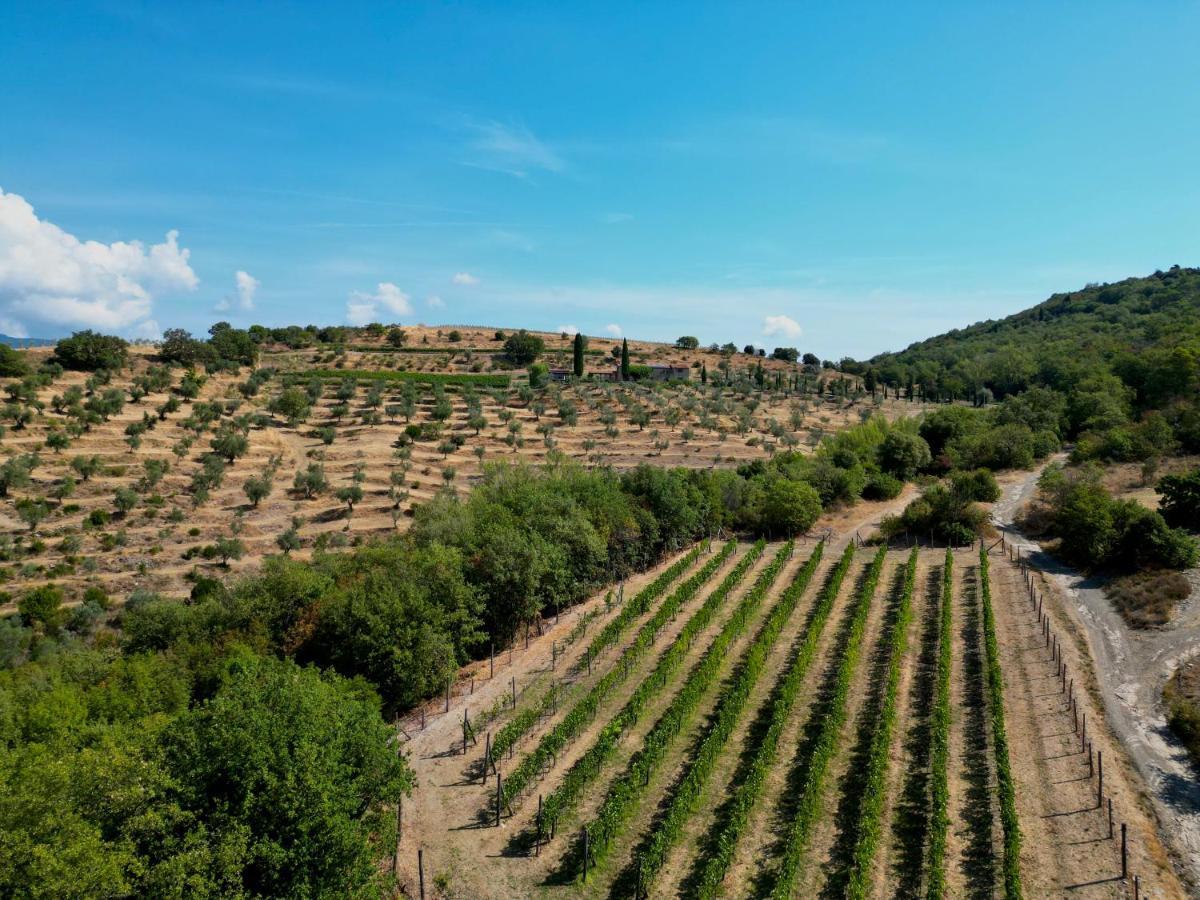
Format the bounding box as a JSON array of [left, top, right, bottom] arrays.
[[866, 265, 1200, 406]]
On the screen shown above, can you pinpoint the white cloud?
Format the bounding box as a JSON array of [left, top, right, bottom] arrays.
[[452, 271, 479, 286], [235, 270, 258, 310], [462, 118, 564, 179], [604, 323, 622, 337], [556, 324, 579, 336], [761, 314, 803, 340], [0, 188, 197, 334], [345, 281, 413, 324], [427, 295, 444, 308]]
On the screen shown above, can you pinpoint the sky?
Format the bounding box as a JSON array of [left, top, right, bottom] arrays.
[[2, 2, 1200, 358]]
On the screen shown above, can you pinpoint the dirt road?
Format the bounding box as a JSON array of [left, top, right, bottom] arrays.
[[992, 462, 1200, 892]]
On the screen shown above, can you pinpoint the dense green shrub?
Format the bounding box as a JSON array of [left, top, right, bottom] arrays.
[[53, 330, 128, 371], [1037, 465, 1198, 571]]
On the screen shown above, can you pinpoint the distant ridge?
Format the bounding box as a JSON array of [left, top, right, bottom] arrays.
[[0, 334, 56, 349]]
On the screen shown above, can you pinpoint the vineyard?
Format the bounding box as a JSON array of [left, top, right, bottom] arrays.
[[394, 535, 1187, 898], [0, 332, 923, 608]]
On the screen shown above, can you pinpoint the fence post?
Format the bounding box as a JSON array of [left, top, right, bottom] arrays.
[[1121, 823, 1127, 879], [536, 794, 543, 856], [495, 771, 503, 827], [511, 677, 517, 709], [1108, 797, 1114, 839], [1098, 751, 1104, 807], [483, 732, 491, 783], [418, 848, 426, 900]]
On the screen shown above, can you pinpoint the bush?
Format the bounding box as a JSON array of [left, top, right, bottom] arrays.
[[861, 471, 903, 501]]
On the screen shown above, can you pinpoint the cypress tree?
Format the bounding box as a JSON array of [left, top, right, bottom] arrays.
[[620, 338, 630, 380], [701, 362, 707, 384], [572, 332, 585, 378]]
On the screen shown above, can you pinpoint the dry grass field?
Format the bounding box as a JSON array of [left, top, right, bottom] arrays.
[[0, 332, 926, 609]]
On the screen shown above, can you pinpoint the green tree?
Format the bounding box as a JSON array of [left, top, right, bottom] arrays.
[[573, 331, 586, 377], [163, 653, 412, 898], [214, 536, 245, 566], [1158, 468, 1200, 531], [243, 475, 272, 508], [19, 583, 64, 635], [114, 486, 139, 515], [210, 427, 249, 463], [293, 463, 327, 498], [758, 477, 822, 536], [0, 454, 36, 497], [70, 454, 101, 481], [503, 329, 544, 365], [878, 430, 932, 480], [54, 330, 129, 371], [620, 338, 631, 380], [335, 484, 364, 512], [675, 336, 700, 350], [14, 497, 49, 532], [270, 387, 311, 426], [0, 344, 28, 377]]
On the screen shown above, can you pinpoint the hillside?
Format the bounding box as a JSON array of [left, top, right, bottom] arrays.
[[868, 265, 1200, 403], [0, 328, 919, 605]]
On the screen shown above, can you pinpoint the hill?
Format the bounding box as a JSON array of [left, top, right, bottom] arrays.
[[0, 326, 920, 605], [867, 265, 1200, 405]]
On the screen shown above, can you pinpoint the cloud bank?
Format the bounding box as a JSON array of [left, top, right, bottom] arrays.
[[0, 188, 197, 336], [345, 282, 413, 324], [762, 314, 803, 340]]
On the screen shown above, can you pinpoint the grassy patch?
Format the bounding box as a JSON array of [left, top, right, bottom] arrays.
[[1108, 569, 1191, 628]]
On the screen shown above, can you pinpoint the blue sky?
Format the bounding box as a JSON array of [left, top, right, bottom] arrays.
[[3, 2, 1200, 358]]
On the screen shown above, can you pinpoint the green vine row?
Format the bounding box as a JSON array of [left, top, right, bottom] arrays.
[[845, 547, 918, 898], [694, 541, 857, 897], [632, 540, 836, 895], [979, 549, 1023, 899], [569, 540, 815, 882], [925, 548, 954, 899], [538, 540, 770, 834], [496, 541, 735, 809], [769, 544, 887, 900]]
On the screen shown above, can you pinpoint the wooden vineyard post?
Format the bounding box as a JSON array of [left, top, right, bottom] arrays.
[[445, 680, 451, 713], [418, 848, 426, 900], [1108, 797, 1114, 839], [482, 732, 491, 784], [1097, 751, 1104, 807], [511, 676, 517, 709], [1121, 823, 1127, 879], [495, 771, 503, 827], [582, 827, 589, 883], [535, 794, 543, 857]]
